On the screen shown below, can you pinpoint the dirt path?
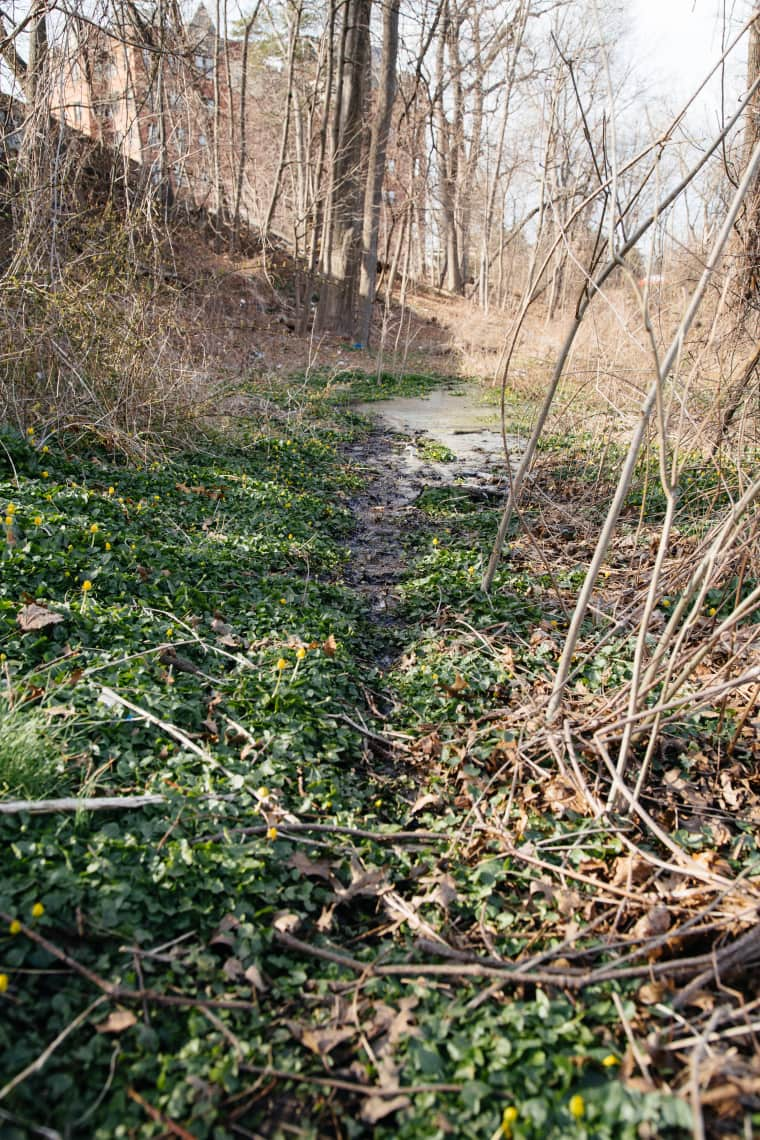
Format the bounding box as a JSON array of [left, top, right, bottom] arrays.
[[344, 394, 514, 618]]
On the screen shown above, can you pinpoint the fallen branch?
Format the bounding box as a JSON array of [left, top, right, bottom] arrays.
[[275, 923, 760, 993], [0, 997, 108, 1103], [195, 822, 448, 845], [239, 1063, 462, 1098], [0, 795, 165, 815], [127, 1088, 196, 1140]]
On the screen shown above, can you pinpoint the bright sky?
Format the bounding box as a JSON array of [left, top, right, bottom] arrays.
[[628, 0, 746, 114]]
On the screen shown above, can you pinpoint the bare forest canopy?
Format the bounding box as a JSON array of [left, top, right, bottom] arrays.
[[1, 0, 759, 339]]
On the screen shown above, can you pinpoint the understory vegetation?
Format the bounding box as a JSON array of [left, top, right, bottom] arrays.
[[0, 372, 757, 1138]]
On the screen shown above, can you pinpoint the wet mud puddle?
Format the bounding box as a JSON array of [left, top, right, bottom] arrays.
[[344, 388, 521, 617]]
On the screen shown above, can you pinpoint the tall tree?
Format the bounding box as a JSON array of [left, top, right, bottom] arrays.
[[740, 2, 760, 303], [356, 0, 400, 346], [315, 0, 372, 334]]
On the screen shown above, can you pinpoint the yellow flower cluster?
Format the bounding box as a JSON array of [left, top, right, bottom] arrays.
[[569, 1094, 585, 1119]]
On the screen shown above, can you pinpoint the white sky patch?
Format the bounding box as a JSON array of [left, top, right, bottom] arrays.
[[627, 0, 746, 117]]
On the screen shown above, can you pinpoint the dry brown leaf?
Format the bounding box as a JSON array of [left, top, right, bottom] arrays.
[[273, 911, 301, 934], [17, 603, 64, 632], [368, 998, 419, 1048], [691, 850, 733, 877], [95, 1008, 137, 1034], [244, 963, 267, 992], [611, 853, 653, 888], [222, 956, 244, 980], [432, 874, 458, 910], [315, 903, 336, 932], [556, 889, 580, 918], [719, 771, 743, 810], [294, 1023, 356, 1056], [415, 732, 442, 761], [408, 792, 441, 816], [445, 673, 469, 695], [333, 858, 389, 901], [209, 914, 239, 948], [322, 633, 338, 657], [360, 1094, 411, 1123], [637, 980, 668, 1004], [631, 905, 671, 941], [288, 851, 336, 883], [218, 633, 243, 648]]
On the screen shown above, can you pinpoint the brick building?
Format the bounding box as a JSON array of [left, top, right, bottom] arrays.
[[53, 5, 239, 210]]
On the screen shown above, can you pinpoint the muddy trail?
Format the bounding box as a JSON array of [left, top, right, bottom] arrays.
[[343, 389, 519, 622]]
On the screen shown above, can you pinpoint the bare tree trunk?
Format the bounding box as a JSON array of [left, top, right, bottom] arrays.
[[263, 0, 304, 242], [232, 4, 262, 249], [316, 0, 371, 335], [355, 0, 400, 347], [433, 0, 462, 294], [739, 3, 760, 303], [25, 0, 48, 104]]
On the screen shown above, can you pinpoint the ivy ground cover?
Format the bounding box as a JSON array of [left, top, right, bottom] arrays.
[[0, 394, 701, 1139]]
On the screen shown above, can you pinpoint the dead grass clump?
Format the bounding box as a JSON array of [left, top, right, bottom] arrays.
[[0, 220, 239, 457]]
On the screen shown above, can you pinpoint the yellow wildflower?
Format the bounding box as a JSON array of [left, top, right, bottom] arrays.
[[708, 606, 716, 616], [26, 427, 34, 436], [9, 919, 21, 935], [4, 516, 12, 527], [276, 658, 287, 670], [296, 646, 306, 660], [432, 537, 439, 546], [0, 974, 8, 993], [5, 503, 15, 515], [33, 516, 42, 526], [107, 486, 114, 495], [105, 542, 111, 551], [42, 471, 49, 478], [501, 1106, 519, 1137], [90, 523, 99, 534], [31, 902, 44, 918], [81, 580, 92, 593], [266, 826, 278, 840], [569, 1094, 585, 1119], [257, 786, 270, 800], [42, 445, 49, 453], [602, 1054, 619, 1067]]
